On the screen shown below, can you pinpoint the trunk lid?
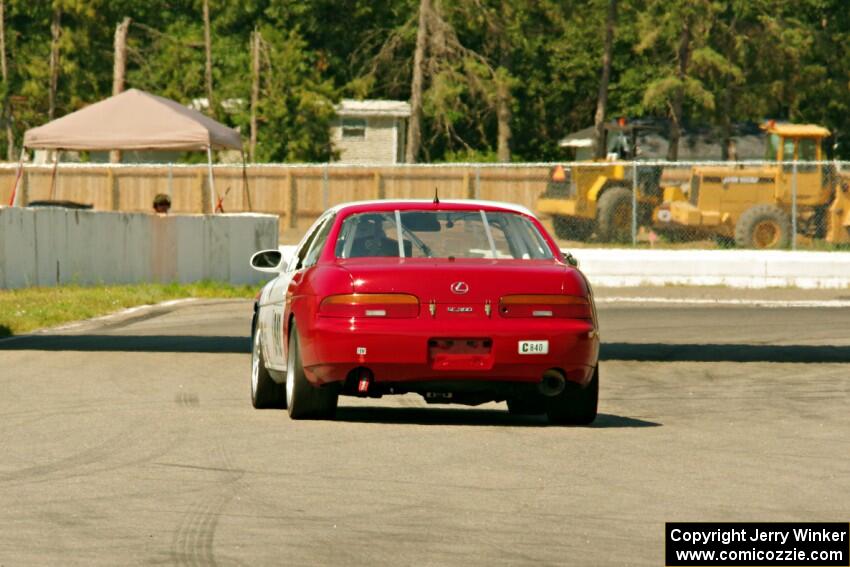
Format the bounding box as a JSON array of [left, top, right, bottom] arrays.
[[337, 257, 586, 317]]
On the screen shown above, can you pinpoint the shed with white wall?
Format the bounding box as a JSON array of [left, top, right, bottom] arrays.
[[331, 99, 411, 164]]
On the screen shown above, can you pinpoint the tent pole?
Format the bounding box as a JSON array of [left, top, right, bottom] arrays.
[[206, 145, 216, 214], [48, 149, 59, 201], [8, 147, 26, 207], [240, 149, 252, 211]]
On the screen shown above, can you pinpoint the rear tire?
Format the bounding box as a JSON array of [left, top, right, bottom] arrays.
[[251, 328, 286, 409], [286, 322, 338, 420], [546, 367, 598, 425], [734, 204, 792, 249], [596, 187, 633, 242]]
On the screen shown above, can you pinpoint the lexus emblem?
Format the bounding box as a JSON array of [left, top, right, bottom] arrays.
[[450, 281, 469, 295]]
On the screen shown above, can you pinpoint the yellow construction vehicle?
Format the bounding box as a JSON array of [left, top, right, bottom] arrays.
[[654, 123, 850, 248], [537, 121, 663, 242]]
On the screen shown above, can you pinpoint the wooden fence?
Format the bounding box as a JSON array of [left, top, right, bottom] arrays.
[[0, 164, 552, 240]]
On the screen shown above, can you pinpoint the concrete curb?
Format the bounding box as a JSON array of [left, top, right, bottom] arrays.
[[0, 298, 199, 345]]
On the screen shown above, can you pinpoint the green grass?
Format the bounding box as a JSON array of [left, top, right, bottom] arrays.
[[0, 281, 257, 338]]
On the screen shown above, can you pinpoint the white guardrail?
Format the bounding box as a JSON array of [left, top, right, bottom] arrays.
[[277, 245, 850, 289], [3, 207, 846, 290], [571, 248, 850, 289], [0, 207, 279, 289]]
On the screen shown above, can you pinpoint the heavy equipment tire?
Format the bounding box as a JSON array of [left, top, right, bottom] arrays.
[[251, 327, 286, 409], [286, 322, 338, 419], [596, 187, 633, 242], [734, 204, 792, 249], [552, 216, 593, 241], [546, 367, 599, 426], [507, 395, 546, 416], [715, 235, 736, 249]]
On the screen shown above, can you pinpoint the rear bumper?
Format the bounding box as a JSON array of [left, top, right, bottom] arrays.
[[299, 316, 599, 387]]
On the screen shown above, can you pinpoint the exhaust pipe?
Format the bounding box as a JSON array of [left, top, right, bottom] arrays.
[[345, 367, 374, 396], [356, 367, 373, 395], [538, 369, 566, 397]]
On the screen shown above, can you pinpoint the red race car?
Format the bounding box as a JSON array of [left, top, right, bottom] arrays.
[[250, 199, 599, 424]]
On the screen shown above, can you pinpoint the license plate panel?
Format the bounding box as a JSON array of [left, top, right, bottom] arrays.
[[518, 340, 549, 355], [429, 338, 494, 370]]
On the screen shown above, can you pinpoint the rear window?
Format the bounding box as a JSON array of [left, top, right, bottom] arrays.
[[335, 210, 553, 260]]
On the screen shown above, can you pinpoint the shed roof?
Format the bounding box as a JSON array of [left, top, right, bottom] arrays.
[[336, 99, 411, 118]]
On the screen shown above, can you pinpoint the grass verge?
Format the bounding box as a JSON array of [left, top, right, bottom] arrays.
[[0, 281, 257, 338]]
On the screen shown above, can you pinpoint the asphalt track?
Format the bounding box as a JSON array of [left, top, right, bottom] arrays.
[[1, 291, 848, 566]]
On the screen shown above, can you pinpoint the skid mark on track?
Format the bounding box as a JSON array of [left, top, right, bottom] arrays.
[[0, 400, 105, 433], [170, 493, 232, 567], [0, 422, 142, 484], [174, 391, 201, 408], [169, 440, 245, 567], [0, 419, 188, 488]]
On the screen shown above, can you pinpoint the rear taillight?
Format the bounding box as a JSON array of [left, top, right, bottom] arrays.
[[319, 293, 420, 318], [499, 294, 592, 319]]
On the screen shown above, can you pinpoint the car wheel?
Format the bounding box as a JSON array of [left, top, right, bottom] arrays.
[[546, 367, 599, 425], [251, 328, 286, 409], [506, 396, 546, 415], [286, 322, 338, 420]]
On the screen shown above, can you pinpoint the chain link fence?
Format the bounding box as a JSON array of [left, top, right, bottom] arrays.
[[537, 160, 850, 251], [2, 160, 849, 248]]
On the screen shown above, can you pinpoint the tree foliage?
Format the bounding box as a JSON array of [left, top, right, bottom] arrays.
[[0, 0, 848, 162]]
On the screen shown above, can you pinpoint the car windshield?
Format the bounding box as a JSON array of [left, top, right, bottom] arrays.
[[335, 210, 554, 260]]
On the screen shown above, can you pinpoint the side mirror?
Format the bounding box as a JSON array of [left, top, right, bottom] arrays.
[[250, 249, 285, 273], [564, 252, 579, 268]]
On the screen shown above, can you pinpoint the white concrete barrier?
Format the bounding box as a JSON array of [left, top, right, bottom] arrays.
[[278, 244, 849, 289], [569, 248, 850, 289], [0, 207, 278, 288]]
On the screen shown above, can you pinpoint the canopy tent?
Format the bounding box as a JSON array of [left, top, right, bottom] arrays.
[[10, 88, 247, 212]]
